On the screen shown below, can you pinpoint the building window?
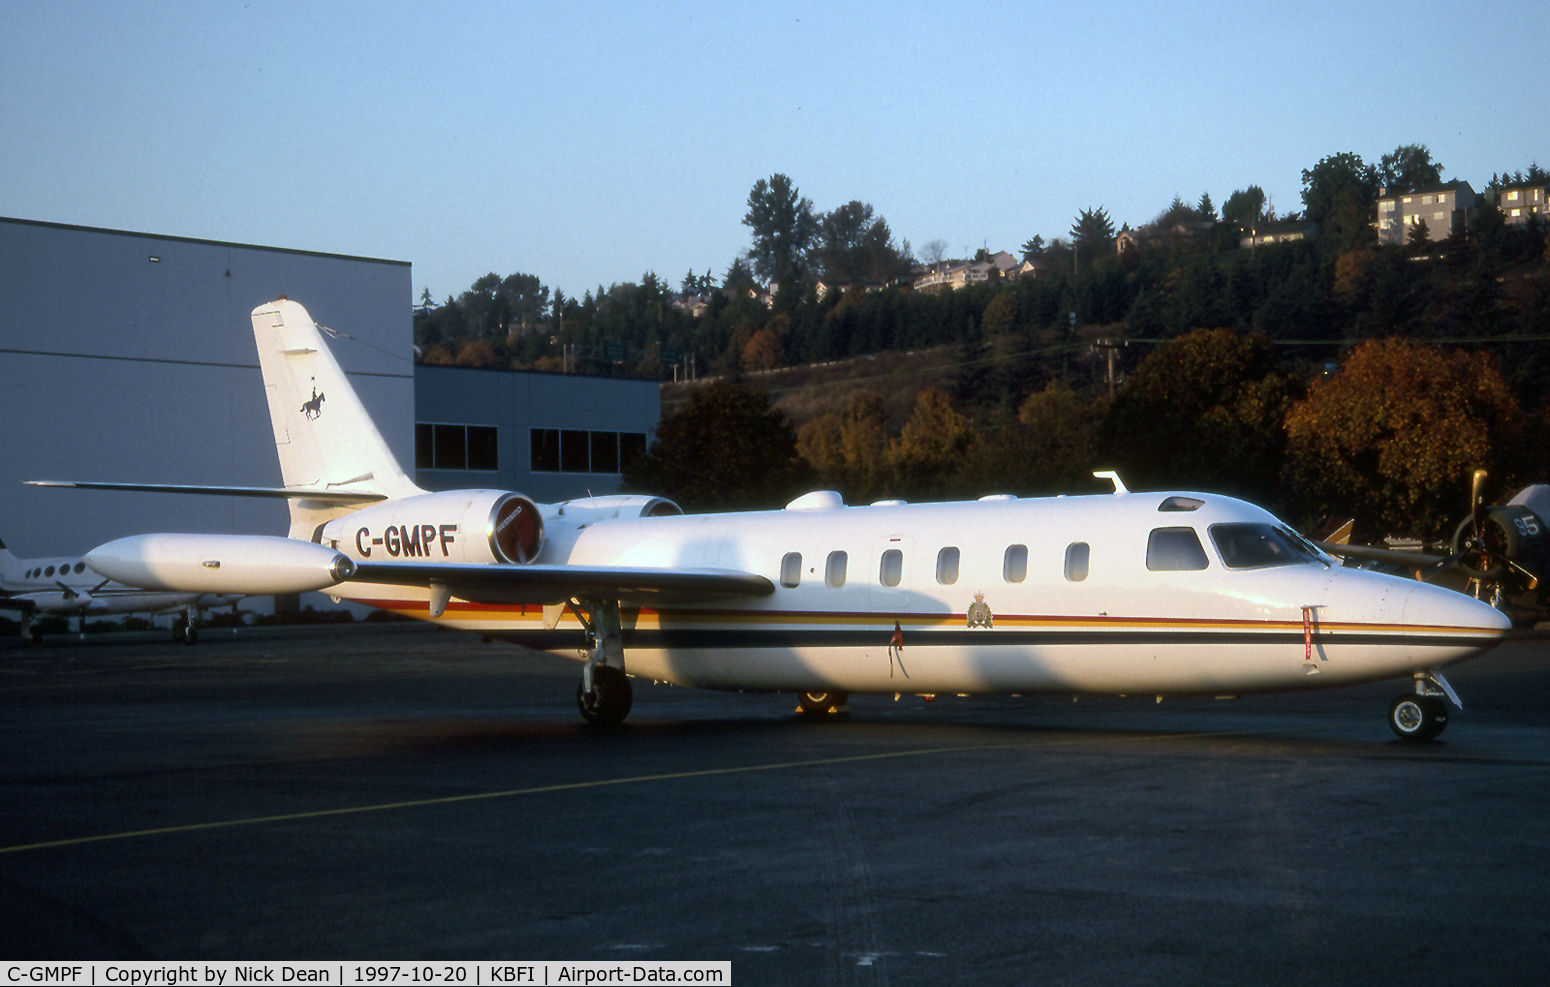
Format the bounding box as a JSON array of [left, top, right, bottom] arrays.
[[530, 428, 648, 474], [416, 423, 498, 471], [530, 428, 561, 472]]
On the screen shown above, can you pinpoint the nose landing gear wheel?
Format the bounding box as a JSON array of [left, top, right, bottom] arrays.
[[577, 665, 633, 726], [1389, 694, 1448, 742]]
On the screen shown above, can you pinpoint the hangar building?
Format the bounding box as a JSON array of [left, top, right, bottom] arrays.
[[0, 217, 658, 577]]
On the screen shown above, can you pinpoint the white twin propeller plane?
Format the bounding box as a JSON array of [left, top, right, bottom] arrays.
[[35, 299, 1510, 740]]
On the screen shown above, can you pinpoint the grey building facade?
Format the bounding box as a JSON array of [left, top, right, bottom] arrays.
[[414, 364, 659, 503], [0, 217, 414, 559]]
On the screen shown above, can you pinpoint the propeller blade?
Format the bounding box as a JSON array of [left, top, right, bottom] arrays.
[[1506, 558, 1540, 591], [1471, 468, 1488, 538]]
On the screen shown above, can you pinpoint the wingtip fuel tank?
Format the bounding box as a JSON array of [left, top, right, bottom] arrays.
[[85, 534, 355, 596]]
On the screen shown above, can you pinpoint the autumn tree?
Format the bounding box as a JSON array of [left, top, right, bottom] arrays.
[[742, 327, 784, 372], [1097, 328, 1298, 503], [1282, 339, 1524, 539], [887, 388, 974, 498], [622, 380, 808, 510], [796, 392, 891, 503]]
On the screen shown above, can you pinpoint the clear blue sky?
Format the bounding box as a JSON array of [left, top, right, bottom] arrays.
[[4, 0, 1546, 307]]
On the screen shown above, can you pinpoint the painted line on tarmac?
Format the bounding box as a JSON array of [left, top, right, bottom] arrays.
[[0, 731, 1228, 855]]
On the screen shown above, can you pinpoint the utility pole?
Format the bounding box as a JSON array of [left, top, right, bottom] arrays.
[[1092, 338, 1126, 397]]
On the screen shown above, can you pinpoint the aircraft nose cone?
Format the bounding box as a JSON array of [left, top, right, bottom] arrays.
[[1400, 579, 1511, 662]]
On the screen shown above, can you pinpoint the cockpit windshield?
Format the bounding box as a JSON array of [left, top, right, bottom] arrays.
[[1209, 523, 1326, 569]]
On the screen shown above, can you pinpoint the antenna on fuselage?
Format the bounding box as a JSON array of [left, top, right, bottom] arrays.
[[1093, 471, 1128, 495]]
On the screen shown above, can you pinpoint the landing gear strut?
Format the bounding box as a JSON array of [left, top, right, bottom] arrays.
[[170, 609, 199, 645], [572, 598, 632, 726], [1388, 671, 1456, 742]]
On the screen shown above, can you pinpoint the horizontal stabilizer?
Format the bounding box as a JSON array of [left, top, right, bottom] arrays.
[[27, 480, 385, 504], [349, 561, 774, 606]]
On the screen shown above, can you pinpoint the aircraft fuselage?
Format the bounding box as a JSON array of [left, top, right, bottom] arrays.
[[332, 489, 1508, 699]]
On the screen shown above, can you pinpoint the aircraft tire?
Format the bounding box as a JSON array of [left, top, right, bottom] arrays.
[[577, 666, 633, 726], [1389, 694, 1448, 742], [183, 624, 198, 645], [798, 691, 848, 716]]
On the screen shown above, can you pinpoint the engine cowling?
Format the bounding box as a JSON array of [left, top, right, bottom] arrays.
[[320, 490, 544, 565], [85, 534, 356, 595]]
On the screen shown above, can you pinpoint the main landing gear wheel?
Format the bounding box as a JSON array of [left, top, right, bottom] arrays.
[[1389, 694, 1449, 742], [797, 691, 848, 716], [577, 665, 633, 726]]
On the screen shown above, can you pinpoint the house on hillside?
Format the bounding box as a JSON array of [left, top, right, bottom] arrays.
[[814, 278, 892, 302], [1495, 183, 1549, 226], [1115, 220, 1215, 258], [913, 260, 992, 293], [1239, 221, 1320, 249], [1375, 181, 1477, 245]]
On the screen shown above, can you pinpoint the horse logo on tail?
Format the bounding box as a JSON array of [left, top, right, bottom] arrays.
[[300, 387, 325, 420]]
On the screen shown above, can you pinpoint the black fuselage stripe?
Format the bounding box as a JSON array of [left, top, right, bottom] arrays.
[[482, 627, 1498, 651]]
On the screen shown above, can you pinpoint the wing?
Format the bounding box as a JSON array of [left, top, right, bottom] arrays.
[[347, 561, 774, 605]]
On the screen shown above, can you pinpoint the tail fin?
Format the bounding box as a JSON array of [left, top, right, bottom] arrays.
[[251, 298, 422, 539]]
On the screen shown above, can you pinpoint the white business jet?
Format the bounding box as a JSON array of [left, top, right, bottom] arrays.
[[0, 535, 238, 644], [38, 299, 1510, 740]]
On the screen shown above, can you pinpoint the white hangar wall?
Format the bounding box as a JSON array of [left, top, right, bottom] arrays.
[[0, 217, 413, 559]]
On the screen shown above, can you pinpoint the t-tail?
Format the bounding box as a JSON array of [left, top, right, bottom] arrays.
[[251, 298, 424, 540]]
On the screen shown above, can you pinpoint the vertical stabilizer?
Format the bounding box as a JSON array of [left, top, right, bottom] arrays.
[[251, 299, 422, 539]]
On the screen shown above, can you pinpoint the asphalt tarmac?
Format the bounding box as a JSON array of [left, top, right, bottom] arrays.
[[2, 623, 1549, 984]]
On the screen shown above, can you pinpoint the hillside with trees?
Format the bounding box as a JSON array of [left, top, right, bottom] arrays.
[[415, 146, 1550, 536]]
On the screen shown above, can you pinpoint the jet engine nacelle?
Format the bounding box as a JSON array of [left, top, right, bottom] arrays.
[[321, 490, 544, 565], [86, 534, 356, 595]]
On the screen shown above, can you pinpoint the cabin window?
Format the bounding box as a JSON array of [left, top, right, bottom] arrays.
[[936, 547, 960, 585], [1064, 542, 1090, 582], [880, 549, 903, 587], [826, 551, 848, 588], [45, 566, 55, 577], [1147, 527, 1209, 571], [74, 562, 85, 574], [780, 552, 802, 588], [1003, 544, 1028, 583], [1209, 523, 1320, 569]]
